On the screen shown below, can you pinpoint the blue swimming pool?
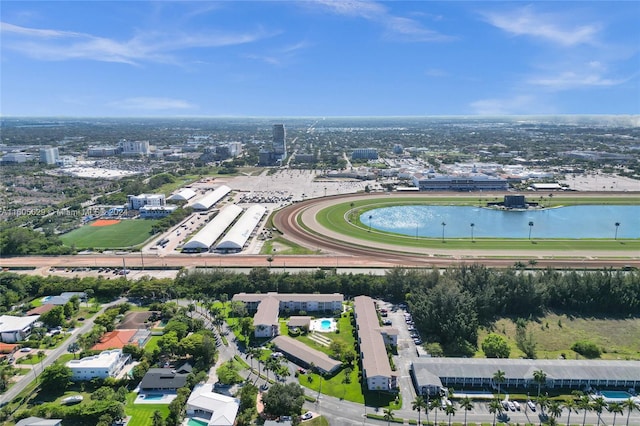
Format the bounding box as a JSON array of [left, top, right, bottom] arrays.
[[600, 391, 632, 399], [187, 418, 209, 426], [320, 319, 332, 330], [143, 393, 164, 400]]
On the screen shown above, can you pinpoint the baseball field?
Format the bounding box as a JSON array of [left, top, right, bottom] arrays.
[[60, 219, 159, 249]]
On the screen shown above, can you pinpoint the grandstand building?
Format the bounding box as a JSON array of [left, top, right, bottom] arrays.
[[215, 205, 267, 253], [182, 204, 243, 253], [412, 174, 508, 191]]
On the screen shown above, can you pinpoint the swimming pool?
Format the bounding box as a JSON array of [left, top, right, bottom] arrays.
[[600, 391, 632, 399], [187, 418, 209, 426], [311, 318, 337, 333], [142, 394, 165, 401], [41, 296, 52, 303]]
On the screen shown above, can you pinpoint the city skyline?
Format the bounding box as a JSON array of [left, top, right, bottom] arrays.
[[1, 1, 639, 117]]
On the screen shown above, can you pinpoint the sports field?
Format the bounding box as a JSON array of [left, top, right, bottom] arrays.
[[60, 219, 158, 249]]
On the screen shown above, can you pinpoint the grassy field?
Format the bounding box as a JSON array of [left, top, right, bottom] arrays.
[[477, 312, 640, 360], [311, 197, 640, 252], [261, 236, 320, 255], [60, 219, 159, 249], [144, 335, 161, 353], [125, 392, 170, 426]]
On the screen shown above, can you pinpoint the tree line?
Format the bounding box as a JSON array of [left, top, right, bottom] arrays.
[[1, 264, 638, 355]]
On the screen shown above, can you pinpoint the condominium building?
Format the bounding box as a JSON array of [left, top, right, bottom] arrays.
[[39, 147, 59, 165]]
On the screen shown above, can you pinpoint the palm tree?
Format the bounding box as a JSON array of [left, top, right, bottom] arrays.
[[577, 394, 592, 426], [609, 402, 624, 426], [470, 223, 475, 242], [412, 397, 427, 425], [458, 396, 473, 426], [549, 400, 563, 421], [537, 394, 550, 416], [441, 222, 446, 242], [614, 221, 620, 239], [383, 408, 394, 426], [622, 397, 640, 426], [445, 402, 457, 426], [493, 370, 506, 399], [528, 221, 534, 240], [563, 397, 578, 426], [533, 369, 547, 397], [246, 346, 259, 373], [429, 395, 442, 426], [488, 398, 503, 426], [592, 396, 607, 425]]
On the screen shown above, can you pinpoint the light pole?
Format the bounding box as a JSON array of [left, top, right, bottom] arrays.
[[470, 222, 475, 242], [368, 215, 373, 232], [614, 222, 620, 240], [441, 222, 446, 242], [528, 221, 534, 240]]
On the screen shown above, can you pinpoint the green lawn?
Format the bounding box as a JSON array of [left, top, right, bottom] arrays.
[[60, 219, 159, 249], [144, 335, 161, 353], [310, 196, 640, 252], [261, 236, 321, 255], [125, 392, 170, 426]]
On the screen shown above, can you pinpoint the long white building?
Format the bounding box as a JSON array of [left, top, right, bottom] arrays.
[[182, 204, 243, 252], [215, 205, 266, 253], [192, 185, 231, 210], [168, 188, 197, 202]]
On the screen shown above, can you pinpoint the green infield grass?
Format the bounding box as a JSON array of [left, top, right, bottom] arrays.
[[309, 197, 639, 252], [60, 219, 159, 249]]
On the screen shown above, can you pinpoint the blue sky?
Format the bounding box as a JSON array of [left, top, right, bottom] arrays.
[[1, 1, 639, 116]]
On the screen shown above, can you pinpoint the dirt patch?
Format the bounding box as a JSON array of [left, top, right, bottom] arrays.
[[91, 219, 121, 227], [117, 311, 152, 329]]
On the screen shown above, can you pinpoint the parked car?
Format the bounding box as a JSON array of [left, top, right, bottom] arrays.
[[502, 400, 510, 410], [301, 412, 313, 420], [513, 401, 521, 411], [508, 401, 516, 411], [298, 368, 307, 374], [527, 400, 536, 411], [20, 347, 32, 353]]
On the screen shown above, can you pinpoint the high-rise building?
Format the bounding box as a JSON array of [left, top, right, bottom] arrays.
[[272, 124, 286, 158], [39, 147, 59, 165], [120, 140, 150, 156]]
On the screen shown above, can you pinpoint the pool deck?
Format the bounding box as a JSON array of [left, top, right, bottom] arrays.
[[309, 318, 337, 333]]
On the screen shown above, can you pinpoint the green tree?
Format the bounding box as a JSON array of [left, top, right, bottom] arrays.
[[609, 402, 624, 426], [622, 397, 640, 426], [482, 333, 510, 358], [429, 395, 442, 426], [412, 397, 427, 425], [549, 400, 563, 421], [592, 397, 607, 425], [39, 363, 72, 393], [40, 305, 65, 327], [445, 402, 457, 426], [261, 382, 305, 418], [563, 397, 578, 426], [158, 331, 179, 356], [571, 340, 601, 358], [533, 369, 547, 397], [383, 408, 394, 426], [459, 396, 473, 426], [577, 394, 592, 426], [152, 410, 165, 426], [492, 370, 506, 399], [488, 398, 503, 426]]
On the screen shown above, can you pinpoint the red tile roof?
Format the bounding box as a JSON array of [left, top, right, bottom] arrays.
[[91, 329, 137, 351], [26, 304, 56, 316]]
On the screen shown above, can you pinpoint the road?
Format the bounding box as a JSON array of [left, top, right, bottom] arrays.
[[0, 297, 127, 407]]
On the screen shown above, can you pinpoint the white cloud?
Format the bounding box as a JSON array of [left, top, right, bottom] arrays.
[[109, 97, 196, 111], [469, 95, 542, 115], [481, 6, 600, 47], [310, 0, 452, 42], [0, 21, 273, 65], [425, 68, 448, 77], [527, 62, 630, 90]]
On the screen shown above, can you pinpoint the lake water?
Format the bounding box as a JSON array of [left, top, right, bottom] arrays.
[[360, 205, 639, 239]]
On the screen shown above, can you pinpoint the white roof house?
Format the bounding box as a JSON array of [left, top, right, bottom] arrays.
[[215, 205, 266, 252], [186, 383, 240, 426], [66, 349, 130, 381], [182, 204, 243, 252], [0, 315, 40, 343], [192, 185, 231, 210], [168, 188, 197, 202]]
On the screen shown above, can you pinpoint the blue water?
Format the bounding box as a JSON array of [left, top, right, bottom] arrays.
[[601, 391, 632, 399], [41, 296, 52, 302], [320, 320, 332, 330], [361, 205, 639, 239], [187, 419, 208, 426], [143, 394, 164, 400]]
